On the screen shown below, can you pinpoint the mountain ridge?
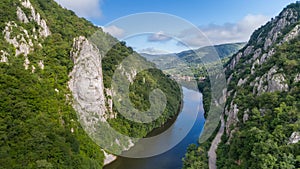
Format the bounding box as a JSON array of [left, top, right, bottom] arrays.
[[183, 2, 300, 168]]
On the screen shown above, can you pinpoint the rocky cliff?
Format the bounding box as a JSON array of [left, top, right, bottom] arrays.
[[225, 2, 300, 140], [215, 2, 300, 168]]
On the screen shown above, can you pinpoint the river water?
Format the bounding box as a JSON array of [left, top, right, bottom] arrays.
[[105, 87, 205, 169]]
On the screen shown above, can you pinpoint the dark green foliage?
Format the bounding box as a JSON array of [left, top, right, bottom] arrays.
[[103, 43, 182, 138], [0, 0, 110, 168], [1, 1, 182, 168]]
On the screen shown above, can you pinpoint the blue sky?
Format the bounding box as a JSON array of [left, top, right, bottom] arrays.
[[55, 0, 296, 54]]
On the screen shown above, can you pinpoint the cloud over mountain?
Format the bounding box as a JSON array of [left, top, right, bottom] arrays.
[[178, 14, 270, 47], [54, 0, 102, 18]]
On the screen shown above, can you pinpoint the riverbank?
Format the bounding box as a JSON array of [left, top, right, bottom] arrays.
[[103, 94, 183, 167], [105, 87, 204, 169]]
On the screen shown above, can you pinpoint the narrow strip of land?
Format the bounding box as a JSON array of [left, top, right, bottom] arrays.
[[208, 115, 225, 169]]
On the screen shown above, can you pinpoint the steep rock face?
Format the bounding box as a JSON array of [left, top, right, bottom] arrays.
[[289, 132, 300, 144], [68, 36, 107, 125], [224, 5, 300, 136], [20, 0, 51, 37], [252, 66, 288, 94], [211, 4, 300, 168], [0, 50, 9, 63], [2, 0, 50, 70], [3, 21, 34, 57], [227, 7, 299, 72], [68, 36, 121, 165]]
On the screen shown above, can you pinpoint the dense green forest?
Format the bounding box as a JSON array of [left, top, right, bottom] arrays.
[[103, 42, 181, 139], [0, 0, 181, 168], [0, 0, 105, 168]]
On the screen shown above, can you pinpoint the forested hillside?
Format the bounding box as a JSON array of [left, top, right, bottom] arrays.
[[183, 2, 300, 169], [0, 0, 181, 168]]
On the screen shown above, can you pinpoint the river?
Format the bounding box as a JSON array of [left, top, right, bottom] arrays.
[[104, 87, 205, 169]]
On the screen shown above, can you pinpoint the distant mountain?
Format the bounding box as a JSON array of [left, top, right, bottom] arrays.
[[140, 42, 245, 79], [141, 42, 245, 64], [177, 42, 246, 63]]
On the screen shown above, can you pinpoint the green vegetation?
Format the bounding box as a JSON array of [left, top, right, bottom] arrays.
[[217, 36, 300, 169], [0, 0, 107, 168], [0, 0, 181, 168], [103, 42, 181, 139], [183, 3, 300, 168]]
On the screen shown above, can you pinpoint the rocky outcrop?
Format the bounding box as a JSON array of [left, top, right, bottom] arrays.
[[223, 5, 299, 138], [68, 36, 107, 127], [2, 0, 51, 71], [288, 132, 300, 144], [252, 66, 288, 94], [102, 150, 117, 165], [224, 101, 239, 135], [38, 60, 44, 70], [68, 36, 135, 165], [264, 8, 298, 50], [282, 24, 300, 42], [294, 73, 300, 83], [20, 0, 51, 37], [259, 48, 275, 65], [0, 50, 9, 63], [3, 21, 33, 56], [237, 77, 248, 86], [17, 6, 29, 23]]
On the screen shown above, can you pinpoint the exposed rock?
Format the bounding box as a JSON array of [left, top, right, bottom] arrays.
[[268, 73, 289, 92], [251, 59, 259, 74], [38, 60, 44, 70], [288, 132, 300, 144], [260, 48, 275, 65], [237, 77, 248, 86], [227, 74, 233, 85], [264, 38, 272, 50], [24, 57, 30, 70], [122, 68, 137, 83], [68, 36, 107, 128], [17, 6, 29, 23], [243, 112, 249, 123], [20, 0, 51, 37], [262, 8, 298, 50], [103, 150, 117, 166], [252, 48, 262, 61], [39, 19, 51, 37], [243, 46, 254, 56], [225, 101, 239, 135], [0, 50, 9, 63], [105, 88, 115, 118], [282, 24, 300, 42], [31, 65, 35, 73], [229, 52, 242, 70], [3, 21, 33, 56], [253, 66, 288, 94], [294, 73, 300, 83]]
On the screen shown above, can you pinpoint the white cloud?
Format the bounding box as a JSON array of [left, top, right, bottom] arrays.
[[178, 14, 270, 47], [139, 47, 170, 55], [102, 25, 125, 38], [54, 0, 102, 18], [148, 31, 172, 42]]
